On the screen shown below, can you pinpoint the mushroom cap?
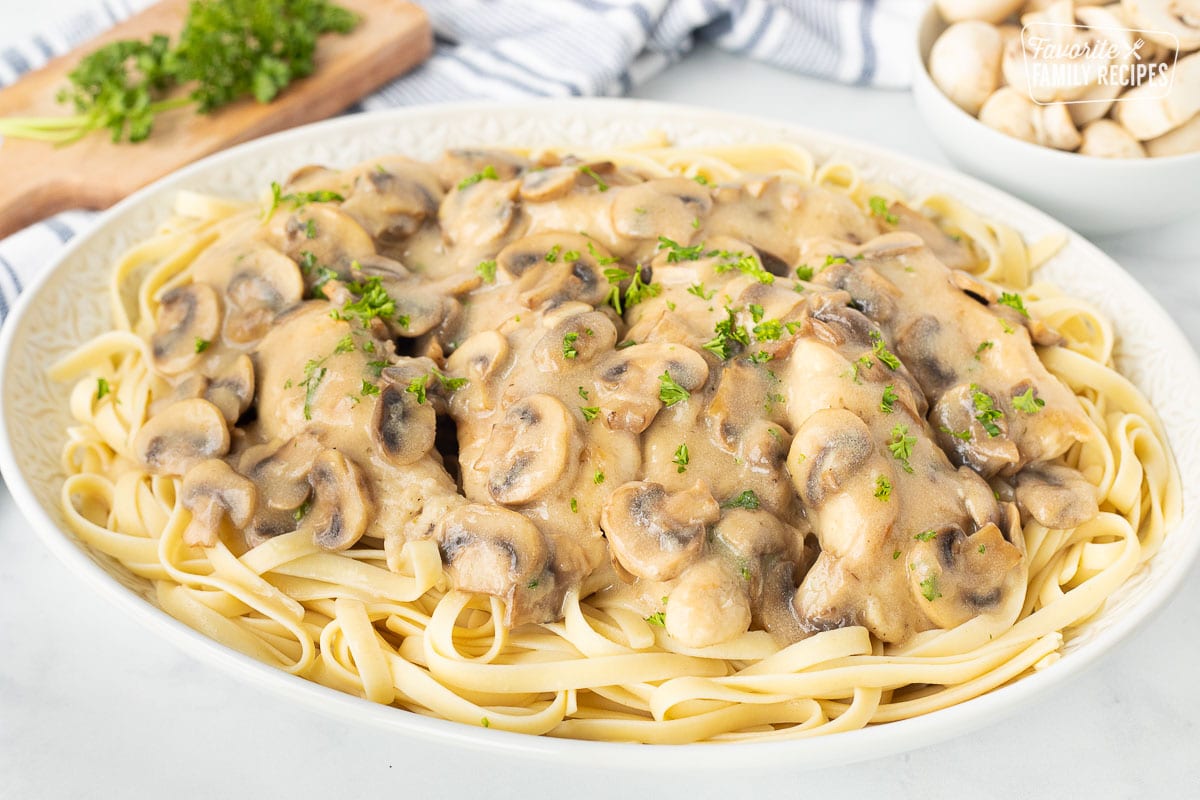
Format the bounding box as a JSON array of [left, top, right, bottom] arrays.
[[340, 156, 444, 243], [151, 283, 222, 376], [533, 309, 619, 371], [594, 341, 710, 433], [180, 458, 258, 547], [665, 559, 752, 648], [1033, 102, 1082, 151], [1014, 463, 1100, 528], [265, 204, 378, 276], [132, 398, 231, 475], [221, 246, 304, 344], [205, 353, 256, 425], [438, 172, 523, 250], [495, 232, 612, 309], [445, 330, 511, 412], [935, 0, 1025, 23], [435, 149, 530, 190], [299, 449, 372, 551], [611, 177, 713, 244], [435, 502, 553, 625], [978, 87, 1038, 144], [600, 480, 719, 582], [1079, 119, 1148, 157], [929, 21, 1004, 116], [1115, 51, 1200, 139], [373, 365, 438, 466], [477, 393, 580, 505], [1146, 111, 1200, 156], [1122, 0, 1200, 50]]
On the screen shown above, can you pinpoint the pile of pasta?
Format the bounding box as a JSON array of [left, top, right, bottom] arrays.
[[54, 142, 1181, 743]]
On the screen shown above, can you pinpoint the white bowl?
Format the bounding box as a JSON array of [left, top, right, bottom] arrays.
[[1, 99, 1197, 770], [912, 5, 1200, 236]]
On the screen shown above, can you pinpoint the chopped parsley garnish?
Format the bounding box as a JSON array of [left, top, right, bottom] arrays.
[[748, 351, 772, 364], [194, 337, 210, 353], [300, 358, 327, 420], [366, 360, 388, 378], [713, 251, 774, 284], [580, 405, 600, 421], [475, 259, 497, 283], [564, 249, 580, 261], [975, 340, 994, 360], [795, 264, 814, 281], [96, 377, 111, 400], [658, 371, 690, 406], [593, 470, 605, 485], [939, 425, 973, 441], [999, 318, 1016, 334], [753, 319, 783, 341], [868, 195, 898, 225], [723, 490, 760, 510], [998, 292, 1029, 318], [657, 236, 705, 262], [919, 574, 942, 602], [545, 244, 562, 263], [616, 340, 636, 350], [480, 717, 490, 728], [703, 307, 750, 360], [888, 425, 917, 473], [693, 174, 710, 185], [673, 443, 689, 473], [268, 183, 345, 215], [978, 544, 987, 554], [749, 304, 764, 322], [586, 241, 619, 265], [457, 165, 498, 190], [1012, 387, 1045, 414], [360, 379, 380, 398], [970, 384, 1004, 437], [577, 165, 609, 191], [333, 335, 355, 354], [825, 255, 848, 267], [293, 497, 312, 522], [562, 332, 580, 359], [578, 386, 590, 400], [569, 498, 579, 513], [880, 384, 898, 414], [645, 611, 666, 627], [687, 282, 714, 300], [892, 549, 902, 560], [874, 475, 892, 501], [406, 374, 429, 404], [334, 276, 397, 329], [603, 265, 661, 314], [915, 530, 937, 542], [869, 330, 901, 370], [433, 370, 469, 393], [298, 250, 318, 273], [527, 578, 539, 589], [304, 218, 317, 239]]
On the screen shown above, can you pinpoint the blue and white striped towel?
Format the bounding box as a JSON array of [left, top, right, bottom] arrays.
[[0, 0, 922, 324]]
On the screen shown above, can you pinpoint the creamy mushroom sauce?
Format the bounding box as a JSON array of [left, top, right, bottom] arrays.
[[139, 149, 1100, 650]]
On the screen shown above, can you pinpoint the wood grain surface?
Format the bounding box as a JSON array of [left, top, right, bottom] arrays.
[[0, 0, 432, 239]]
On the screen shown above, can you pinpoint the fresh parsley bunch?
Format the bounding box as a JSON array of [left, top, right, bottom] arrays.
[[0, 0, 357, 145]]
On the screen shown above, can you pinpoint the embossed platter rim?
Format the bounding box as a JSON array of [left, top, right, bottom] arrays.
[[1, 98, 1197, 770]]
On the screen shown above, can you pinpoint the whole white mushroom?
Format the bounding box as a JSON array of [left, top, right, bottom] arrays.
[[1034, 102, 1083, 150], [1078, 119, 1148, 157], [1122, 0, 1200, 52], [1116, 51, 1200, 139], [1146, 113, 1200, 155], [930, 21, 1005, 116], [979, 87, 1039, 142]]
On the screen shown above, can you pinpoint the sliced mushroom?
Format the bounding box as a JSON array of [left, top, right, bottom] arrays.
[[1014, 463, 1100, 528], [611, 177, 713, 244], [1146, 112, 1200, 156], [665, 559, 752, 648], [133, 398, 231, 475], [787, 409, 876, 507], [298, 449, 372, 551], [477, 394, 579, 505], [151, 283, 222, 375], [266, 204, 377, 275], [929, 21, 1004, 116], [436, 502, 553, 626], [931, 383, 1020, 477], [445, 330, 511, 410], [907, 514, 1024, 629], [534, 310, 619, 371], [935, 0, 1025, 23], [438, 173, 522, 248], [238, 434, 323, 543], [1079, 119, 1148, 158], [205, 354, 255, 424], [436, 149, 530, 190], [180, 459, 257, 547], [594, 342, 709, 433], [373, 366, 438, 466], [884, 204, 977, 272], [979, 87, 1038, 144], [1116, 52, 1200, 139], [221, 247, 305, 344], [600, 481, 719, 582], [520, 166, 581, 202], [340, 156, 444, 243], [1122, 0, 1200, 51], [495, 232, 611, 308]]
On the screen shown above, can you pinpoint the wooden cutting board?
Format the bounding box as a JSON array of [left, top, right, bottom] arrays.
[[0, 0, 432, 239]]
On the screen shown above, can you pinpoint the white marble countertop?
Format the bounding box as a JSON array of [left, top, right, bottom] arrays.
[[2, 4, 1199, 797]]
